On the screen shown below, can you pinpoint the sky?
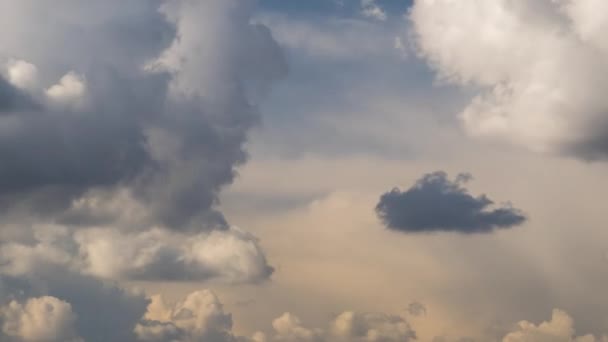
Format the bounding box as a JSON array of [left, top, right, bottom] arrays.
[[0, 0, 608, 341]]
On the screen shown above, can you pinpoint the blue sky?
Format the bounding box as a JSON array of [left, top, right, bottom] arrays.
[[260, 0, 413, 18]]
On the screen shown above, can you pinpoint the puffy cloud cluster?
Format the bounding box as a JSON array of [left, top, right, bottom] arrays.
[[134, 290, 418, 342], [135, 290, 238, 342], [2, 289, 602, 342], [0, 278, 407, 342], [376, 171, 526, 233], [0, 225, 272, 283], [0, 269, 150, 342], [502, 309, 606, 342], [271, 313, 325, 342], [257, 310, 416, 342], [410, 0, 608, 159], [0, 296, 82, 342]]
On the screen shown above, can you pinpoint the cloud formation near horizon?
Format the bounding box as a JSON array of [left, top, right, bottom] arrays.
[[376, 172, 526, 233]]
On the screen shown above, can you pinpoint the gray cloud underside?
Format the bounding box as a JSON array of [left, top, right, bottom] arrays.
[[0, 0, 286, 232]]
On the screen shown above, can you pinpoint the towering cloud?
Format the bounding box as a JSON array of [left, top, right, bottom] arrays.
[[376, 172, 526, 233], [0, 0, 286, 231], [0, 0, 284, 283], [0, 0, 287, 338], [410, 0, 608, 160]]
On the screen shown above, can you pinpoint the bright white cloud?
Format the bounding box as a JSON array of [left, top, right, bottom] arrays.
[[45, 72, 87, 109], [502, 309, 605, 342], [135, 289, 418, 342], [5, 59, 38, 91], [410, 0, 608, 159], [0, 224, 272, 283], [0, 296, 82, 342], [136, 290, 236, 342], [272, 313, 324, 342], [76, 226, 273, 282]]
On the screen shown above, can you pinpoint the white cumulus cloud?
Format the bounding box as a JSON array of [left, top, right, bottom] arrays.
[[410, 0, 608, 159]]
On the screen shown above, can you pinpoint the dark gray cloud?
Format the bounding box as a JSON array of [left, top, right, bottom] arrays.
[[0, 0, 286, 232], [0, 76, 38, 112], [0, 0, 282, 286], [375, 172, 526, 234], [407, 302, 426, 317]]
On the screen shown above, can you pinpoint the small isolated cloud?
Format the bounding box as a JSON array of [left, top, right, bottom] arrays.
[[272, 313, 325, 342], [375, 171, 526, 234], [5, 60, 39, 91], [45, 72, 87, 110], [361, 0, 387, 21], [406, 302, 426, 317]]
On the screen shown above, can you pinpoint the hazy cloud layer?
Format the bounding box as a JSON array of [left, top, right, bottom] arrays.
[[410, 0, 608, 159], [376, 172, 526, 233]]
